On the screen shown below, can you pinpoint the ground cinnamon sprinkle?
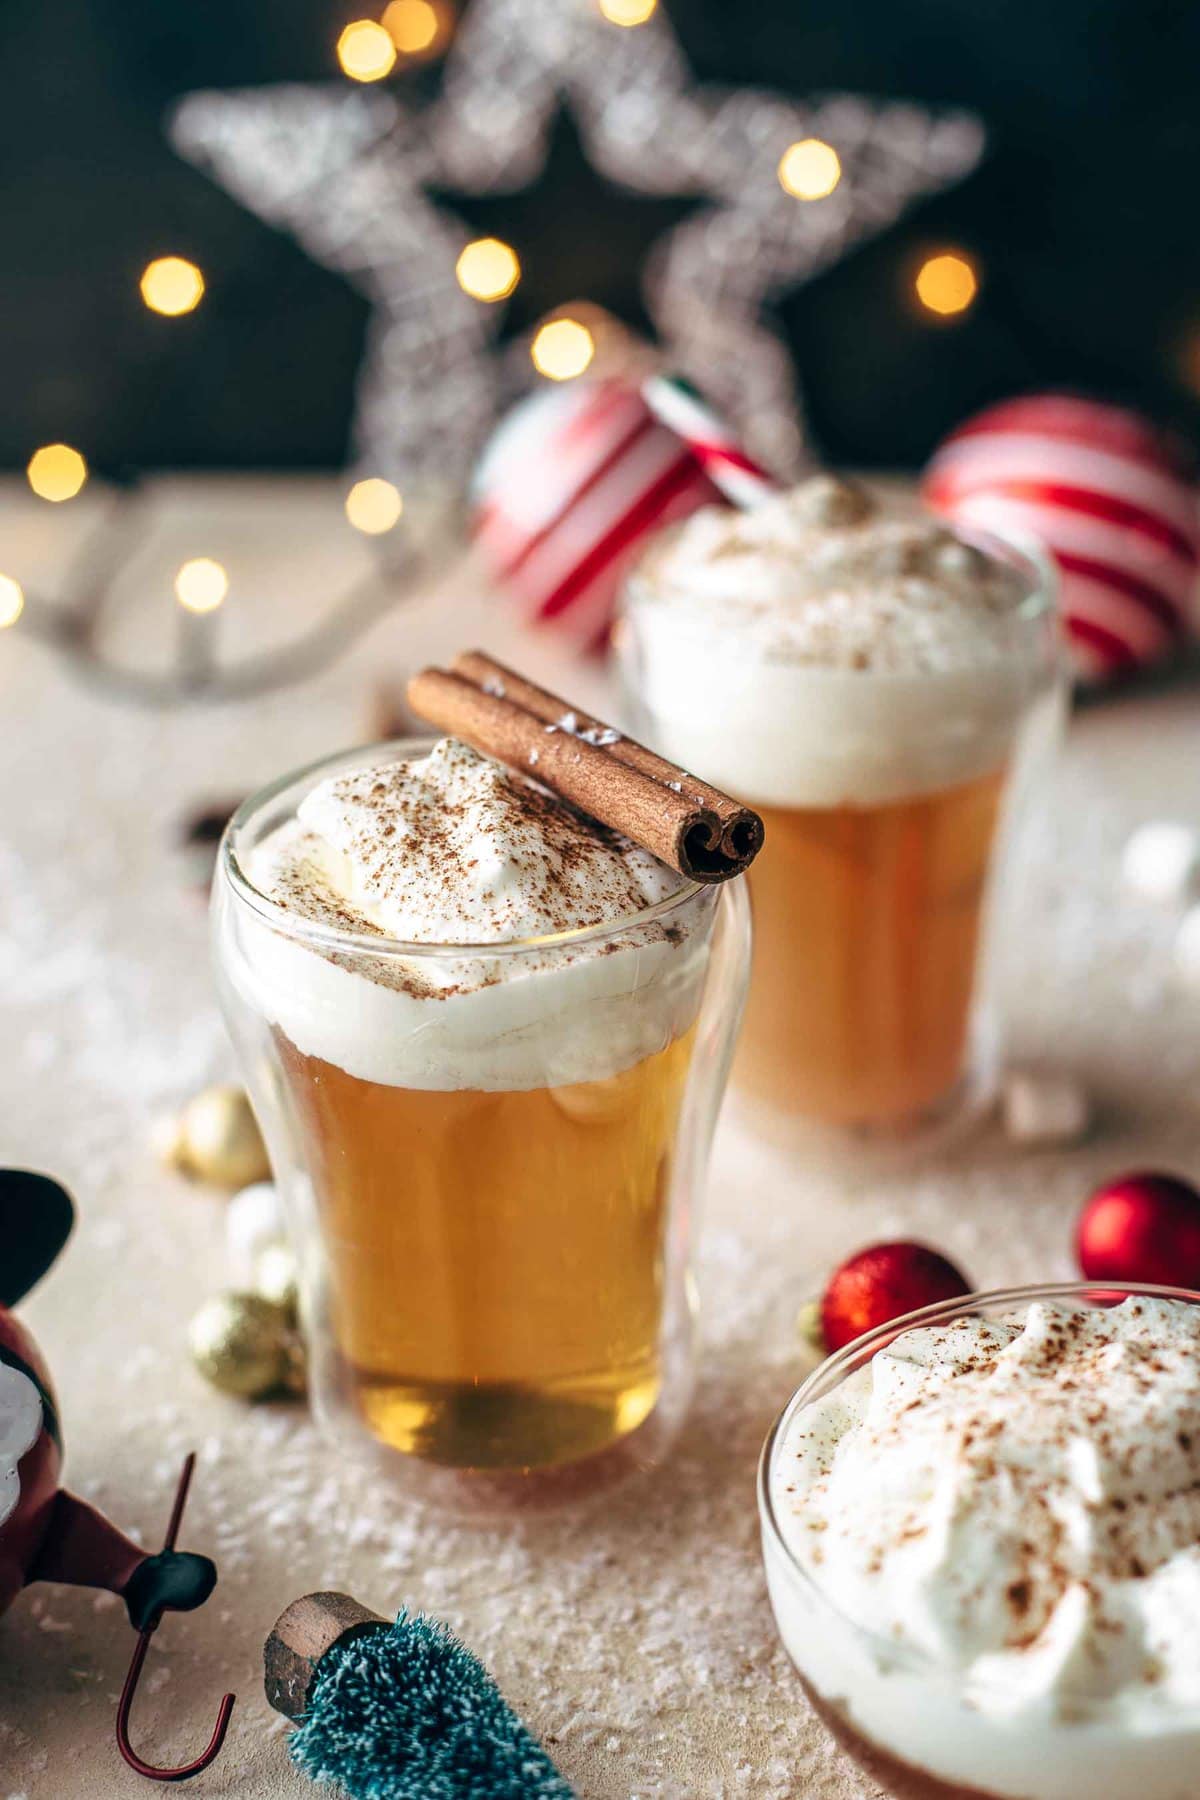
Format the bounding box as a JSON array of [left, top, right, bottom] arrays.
[[781, 1297, 1200, 1680], [246, 736, 702, 1001]]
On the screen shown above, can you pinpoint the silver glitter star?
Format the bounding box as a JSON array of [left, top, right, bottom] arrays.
[[170, 0, 983, 495]]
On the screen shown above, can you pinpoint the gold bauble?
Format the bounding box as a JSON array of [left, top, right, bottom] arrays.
[[253, 1242, 299, 1322], [188, 1292, 291, 1398], [795, 1298, 826, 1353], [169, 1085, 270, 1188]]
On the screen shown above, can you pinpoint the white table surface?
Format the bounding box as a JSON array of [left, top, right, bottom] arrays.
[[1, 475, 1199, 1800]]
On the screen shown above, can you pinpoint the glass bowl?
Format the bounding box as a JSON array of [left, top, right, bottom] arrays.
[[759, 1282, 1200, 1800]]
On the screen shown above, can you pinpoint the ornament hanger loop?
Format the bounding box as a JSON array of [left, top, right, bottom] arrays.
[[115, 1454, 236, 1783]]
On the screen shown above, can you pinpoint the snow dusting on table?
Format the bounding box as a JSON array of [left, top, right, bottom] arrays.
[[3, 484, 1200, 1798]]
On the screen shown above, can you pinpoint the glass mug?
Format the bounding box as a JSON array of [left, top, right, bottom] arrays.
[[213, 739, 751, 1506], [616, 526, 1063, 1143], [759, 1282, 1200, 1800]]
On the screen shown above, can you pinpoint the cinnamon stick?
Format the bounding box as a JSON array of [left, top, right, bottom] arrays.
[[406, 653, 763, 884], [453, 652, 748, 829]]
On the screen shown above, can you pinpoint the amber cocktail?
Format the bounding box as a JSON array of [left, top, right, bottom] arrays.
[[618, 479, 1061, 1139], [213, 735, 749, 1501]]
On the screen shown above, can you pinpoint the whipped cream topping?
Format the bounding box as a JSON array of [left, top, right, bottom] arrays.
[[637, 479, 1030, 674], [226, 739, 712, 1091], [621, 478, 1057, 807], [779, 1298, 1200, 1702], [253, 737, 678, 944], [763, 1298, 1200, 1800]]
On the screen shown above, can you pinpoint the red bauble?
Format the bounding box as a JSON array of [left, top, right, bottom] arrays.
[[820, 1241, 972, 1353], [472, 378, 722, 654], [1075, 1171, 1200, 1289]]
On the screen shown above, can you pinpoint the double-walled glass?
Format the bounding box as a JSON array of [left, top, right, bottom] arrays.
[[617, 526, 1063, 1144], [213, 740, 751, 1507], [759, 1282, 1200, 1800]]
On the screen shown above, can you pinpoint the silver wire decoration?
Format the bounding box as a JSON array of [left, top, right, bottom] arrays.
[[17, 0, 984, 705], [171, 0, 984, 489]]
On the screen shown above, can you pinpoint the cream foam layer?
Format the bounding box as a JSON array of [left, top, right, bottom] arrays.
[[229, 739, 711, 1091], [764, 1298, 1200, 1800], [623, 480, 1050, 807]]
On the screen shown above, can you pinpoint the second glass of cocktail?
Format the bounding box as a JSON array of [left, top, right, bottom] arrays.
[[618, 478, 1063, 1143], [213, 666, 752, 1507]]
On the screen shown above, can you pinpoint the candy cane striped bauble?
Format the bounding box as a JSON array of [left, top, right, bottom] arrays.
[[472, 379, 725, 653], [923, 395, 1199, 682]]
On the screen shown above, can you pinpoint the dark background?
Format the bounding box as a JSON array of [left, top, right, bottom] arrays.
[[4, 0, 1199, 475]]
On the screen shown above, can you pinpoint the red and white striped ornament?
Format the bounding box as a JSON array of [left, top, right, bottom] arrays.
[[923, 395, 1199, 682], [472, 378, 728, 654]]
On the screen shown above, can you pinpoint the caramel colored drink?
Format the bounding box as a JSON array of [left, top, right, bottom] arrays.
[[742, 771, 1005, 1126], [214, 735, 749, 1494], [277, 1027, 694, 1467], [619, 478, 1061, 1137]]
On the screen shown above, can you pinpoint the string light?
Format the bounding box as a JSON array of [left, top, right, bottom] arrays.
[[345, 477, 403, 534], [140, 256, 205, 316], [915, 251, 979, 318], [455, 238, 521, 303], [336, 20, 397, 81], [598, 0, 657, 23], [27, 444, 88, 503], [531, 318, 596, 381], [174, 558, 229, 613], [382, 0, 448, 55], [0, 576, 24, 630], [777, 138, 841, 201], [1177, 324, 1200, 398]]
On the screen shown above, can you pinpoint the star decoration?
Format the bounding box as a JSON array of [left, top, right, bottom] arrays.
[[170, 0, 984, 500], [427, 107, 704, 351]]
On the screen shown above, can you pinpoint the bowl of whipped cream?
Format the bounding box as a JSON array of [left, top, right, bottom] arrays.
[[760, 1282, 1200, 1800]]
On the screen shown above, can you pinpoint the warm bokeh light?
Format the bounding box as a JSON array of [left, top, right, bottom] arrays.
[[27, 444, 88, 503], [778, 138, 842, 200], [1177, 324, 1200, 397], [382, 0, 447, 54], [531, 318, 596, 381], [139, 256, 205, 317], [336, 19, 397, 81], [915, 251, 979, 318], [455, 237, 521, 303], [0, 576, 24, 630], [598, 0, 658, 23], [345, 477, 404, 534], [174, 558, 229, 614]]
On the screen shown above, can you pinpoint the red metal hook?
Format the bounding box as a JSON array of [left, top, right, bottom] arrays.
[[115, 1454, 236, 1782]]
